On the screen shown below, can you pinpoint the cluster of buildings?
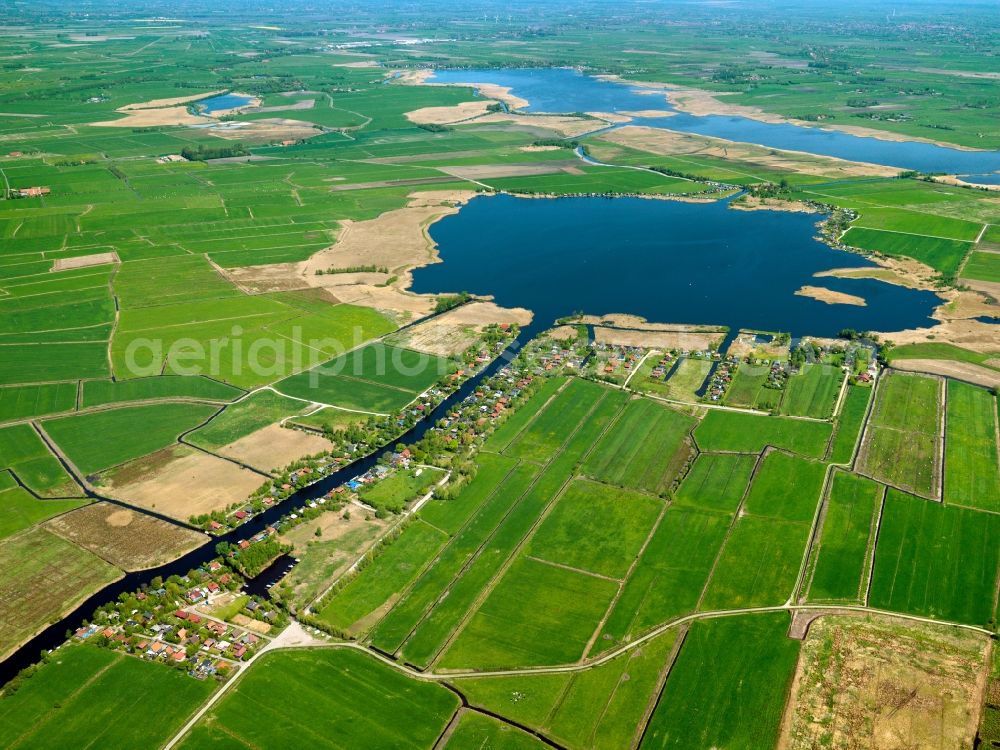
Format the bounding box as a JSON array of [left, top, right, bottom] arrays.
[[71, 561, 273, 679], [703, 356, 742, 402]]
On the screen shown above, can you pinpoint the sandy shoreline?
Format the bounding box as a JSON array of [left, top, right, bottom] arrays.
[[795, 285, 867, 306], [596, 73, 988, 152]]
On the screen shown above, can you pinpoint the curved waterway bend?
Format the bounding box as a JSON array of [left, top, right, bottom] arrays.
[[413, 194, 941, 339], [428, 68, 1000, 174], [0, 341, 521, 687]]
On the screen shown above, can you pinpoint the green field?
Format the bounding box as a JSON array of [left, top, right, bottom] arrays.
[[780, 363, 842, 419], [0, 423, 80, 496], [869, 490, 1000, 627], [943, 380, 999, 512], [277, 343, 453, 413], [43, 402, 218, 475], [503, 378, 614, 462], [673, 453, 756, 512], [370, 462, 541, 657], [526, 479, 661, 579], [186, 390, 304, 449], [359, 466, 445, 513], [641, 613, 800, 750], [0, 645, 215, 750], [596, 505, 732, 651], [443, 713, 547, 750], [807, 471, 882, 603], [178, 649, 458, 749], [0, 482, 87, 539], [700, 514, 811, 610], [439, 556, 619, 669], [581, 398, 695, 495], [0, 382, 77, 422], [455, 629, 678, 749], [742, 451, 826, 523], [694, 410, 832, 458], [81, 375, 242, 407], [315, 518, 448, 635], [829, 384, 872, 464], [961, 250, 1000, 283], [840, 226, 972, 275], [859, 372, 942, 497]]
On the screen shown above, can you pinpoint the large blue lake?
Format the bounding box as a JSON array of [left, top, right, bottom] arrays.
[[411, 195, 941, 338], [429, 68, 1000, 174]]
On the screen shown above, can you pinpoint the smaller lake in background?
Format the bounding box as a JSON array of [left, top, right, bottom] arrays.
[[427, 68, 1000, 175], [412, 195, 941, 339], [196, 92, 254, 115], [957, 173, 1000, 186]]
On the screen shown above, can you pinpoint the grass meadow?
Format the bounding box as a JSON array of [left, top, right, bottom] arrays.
[[943, 380, 999, 512], [641, 613, 800, 750], [780, 363, 842, 419], [43, 402, 218, 475], [807, 471, 882, 603], [694, 410, 832, 458], [673, 453, 756, 512], [582, 398, 695, 495], [0, 645, 215, 749], [859, 372, 941, 497], [869, 490, 1000, 627], [178, 649, 458, 749]]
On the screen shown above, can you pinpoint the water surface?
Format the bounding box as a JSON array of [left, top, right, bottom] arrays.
[[412, 194, 941, 338], [197, 92, 254, 114], [429, 68, 1000, 174]]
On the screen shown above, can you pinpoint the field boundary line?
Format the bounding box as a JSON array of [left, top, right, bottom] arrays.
[[424, 390, 627, 668], [693, 448, 768, 611], [632, 624, 688, 750], [861, 484, 888, 607], [582, 499, 669, 658]]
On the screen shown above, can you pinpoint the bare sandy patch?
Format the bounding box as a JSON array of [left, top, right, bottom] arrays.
[[890, 359, 1000, 389], [732, 196, 820, 214], [442, 162, 571, 179], [101, 445, 262, 521], [231, 613, 272, 634], [219, 423, 331, 473], [119, 91, 225, 110], [92, 106, 205, 128], [620, 109, 676, 118], [547, 325, 580, 342], [778, 615, 989, 750], [406, 100, 493, 125], [387, 302, 530, 356], [207, 118, 318, 143], [816, 254, 942, 290], [586, 111, 633, 124], [51, 251, 119, 271], [598, 126, 899, 179], [795, 285, 867, 306], [519, 145, 561, 152], [326, 284, 435, 318], [580, 314, 726, 334], [468, 111, 606, 137], [594, 326, 725, 350], [600, 75, 981, 151], [302, 189, 477, 289], [335, 60, 381, 69], [44, 501, 204, 571], [727, 330, 792, 359]]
